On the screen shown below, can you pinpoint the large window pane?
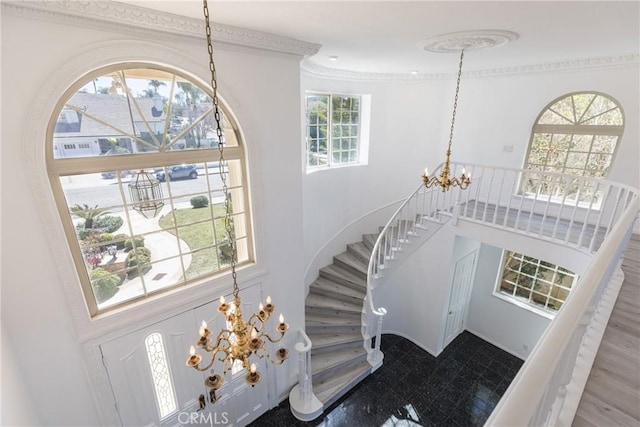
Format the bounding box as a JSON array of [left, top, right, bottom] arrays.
[[524, 92, 624, 205], [49, 65, 252, 316]]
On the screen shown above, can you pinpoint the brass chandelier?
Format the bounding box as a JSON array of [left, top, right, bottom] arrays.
[[422, 50, 471, 192], [186, 0, 288, 404]]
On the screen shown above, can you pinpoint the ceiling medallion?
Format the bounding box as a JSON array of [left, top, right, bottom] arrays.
[[418, 30, 519, 53]]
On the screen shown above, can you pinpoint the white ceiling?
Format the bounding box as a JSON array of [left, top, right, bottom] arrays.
[[117, 1, 639, 75]]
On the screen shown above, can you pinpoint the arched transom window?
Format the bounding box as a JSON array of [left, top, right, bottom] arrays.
[[47, 65, 252, 316], [522, 92, 624, 204]]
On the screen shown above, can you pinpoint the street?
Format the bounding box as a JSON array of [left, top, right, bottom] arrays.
[[61, 169, 225, 212]]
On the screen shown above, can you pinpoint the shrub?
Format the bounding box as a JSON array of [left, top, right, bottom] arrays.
[[124, 236, 145, 252], [94, 215, 123, 233], [219, 241, 237, 264], [190, 195, 209, 209], [113, 234, 129, 250], [78, 228, 100, 240], [89, 268, 120, 303], [126, 247, 152, 278]]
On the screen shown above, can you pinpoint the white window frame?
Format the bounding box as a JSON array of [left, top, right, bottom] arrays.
[[46, 64, 254, 318], [494, 250, 577, 318], [304, 91, 370, 171], [521, 92, 624, 207]]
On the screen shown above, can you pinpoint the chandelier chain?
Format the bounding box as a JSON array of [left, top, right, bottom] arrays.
[[447, 50, 464, 152], [203, 0, 239, 298]]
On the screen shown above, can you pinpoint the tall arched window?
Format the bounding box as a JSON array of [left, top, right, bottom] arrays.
[[47, 65, 252, 316], [522, 92, 624, 204]]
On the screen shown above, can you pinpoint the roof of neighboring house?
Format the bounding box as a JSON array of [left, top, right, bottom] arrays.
[[54, 92, 167, 139]]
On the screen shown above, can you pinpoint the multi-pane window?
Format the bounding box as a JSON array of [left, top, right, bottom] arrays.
[[522, 92, 624, 205], [47, 65, 252, 316], [497, 251, 577, 314], [305, 93, 361, 168]]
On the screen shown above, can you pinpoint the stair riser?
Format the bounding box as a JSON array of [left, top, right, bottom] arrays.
[[319, 270, 366, 292], [306, 323, 362, 335], [309, 288, 364, 306], [318, 364, 371, 407], [333, 257, 367, 280], [313, 353, 368, 385], [306, 305, 362, 318], [362, 235, 377, 251], [311, 338, 364, 356], [346, 244, 371, 265]]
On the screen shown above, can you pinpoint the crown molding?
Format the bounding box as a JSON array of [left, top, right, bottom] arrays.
[[302, 54, 640, 81], [1, 0, 321, 57]]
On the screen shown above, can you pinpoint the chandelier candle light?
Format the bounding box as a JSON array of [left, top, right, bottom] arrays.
[[422, 49, 472, 192], [185, 0, 288, 402]]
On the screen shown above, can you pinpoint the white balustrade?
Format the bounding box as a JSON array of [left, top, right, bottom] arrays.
[[288, 328, 322, 421], [361, 161, 638, 426]]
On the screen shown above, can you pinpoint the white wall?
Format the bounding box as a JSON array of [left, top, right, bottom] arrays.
[[451, 67, 640, 188], [301, 65, 639, 278], [1, 325, 43, 426], [375, 224, 457, 355], [466, 243, 551, 360], [1, 10, 304, 426]]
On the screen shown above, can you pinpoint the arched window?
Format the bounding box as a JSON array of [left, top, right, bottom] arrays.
[[522, 92, 624, 204], [47, 65, 252, 316]]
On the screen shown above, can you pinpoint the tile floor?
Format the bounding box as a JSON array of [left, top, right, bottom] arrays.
[[249, 331, 523, 427]]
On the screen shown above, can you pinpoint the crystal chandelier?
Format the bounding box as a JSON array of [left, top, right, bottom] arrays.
[[422, 50, 471, 192], [185, 0, 288, 403]]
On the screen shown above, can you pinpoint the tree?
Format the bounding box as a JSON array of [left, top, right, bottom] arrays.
[[173, 82, 214, 148], [148, 79, 166, 94], [71, 204, 110, 230]]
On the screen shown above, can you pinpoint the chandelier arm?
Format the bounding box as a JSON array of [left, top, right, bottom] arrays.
[[200, 329, 232, 351], [261, 331, 285, 344], [264, 351, 287, 366], [247, 313, 268, 328]]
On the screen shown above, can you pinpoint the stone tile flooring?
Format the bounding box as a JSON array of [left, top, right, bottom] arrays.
[[249, 331, 523, 426]]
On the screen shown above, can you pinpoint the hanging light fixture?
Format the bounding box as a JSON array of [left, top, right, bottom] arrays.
[[185, 0, 288, 403], [128, 171, 164, 219], [422, 49, 472, 192]]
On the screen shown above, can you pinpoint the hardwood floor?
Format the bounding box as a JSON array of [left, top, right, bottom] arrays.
[[573, 233, 640, 427]]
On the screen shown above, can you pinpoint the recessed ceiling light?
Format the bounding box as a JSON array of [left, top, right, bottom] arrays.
[[410, 70, 419, 75], [328, 56, 338, 61]]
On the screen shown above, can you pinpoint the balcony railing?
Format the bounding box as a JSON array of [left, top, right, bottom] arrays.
[[363, 162, 639, 426]]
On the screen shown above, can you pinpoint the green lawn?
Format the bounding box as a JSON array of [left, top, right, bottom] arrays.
[[158, 203, 229, 279]]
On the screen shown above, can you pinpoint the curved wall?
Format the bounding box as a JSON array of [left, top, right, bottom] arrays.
[[301, 65, 639, 278]]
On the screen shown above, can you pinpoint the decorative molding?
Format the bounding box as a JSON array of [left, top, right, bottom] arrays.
[[302, 54, 640, 81], [1, 0, 321, 57], [418, 30, 519, 53]]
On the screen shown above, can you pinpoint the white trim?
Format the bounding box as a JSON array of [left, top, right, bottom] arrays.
[[301, 54, 640, 81], [303, 198, 402, 288], [1, 1, 320, 58], [21, 40, 271, 425], [465, 327, 528, 361]]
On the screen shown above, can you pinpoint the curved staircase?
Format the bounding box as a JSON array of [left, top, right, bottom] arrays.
[[305, 234, 376, 407]]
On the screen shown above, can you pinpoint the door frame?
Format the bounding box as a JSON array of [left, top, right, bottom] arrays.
[[441, 248, 479, 351]]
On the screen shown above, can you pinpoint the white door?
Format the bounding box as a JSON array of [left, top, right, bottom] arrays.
[[443, 250, 478, 348], [101, 283, 270, 426], [100, 312, 204, 426]]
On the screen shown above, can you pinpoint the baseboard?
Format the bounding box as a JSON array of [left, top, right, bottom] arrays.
[[464, 328, 527, 360], [381, 329, 438, 358]]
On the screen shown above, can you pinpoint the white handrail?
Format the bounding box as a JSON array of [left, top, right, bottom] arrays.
[[358, 161, 638, 425], [363, 162, 452, 365], [289, 327, 322, 421], [486, 194, 639, 426]]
